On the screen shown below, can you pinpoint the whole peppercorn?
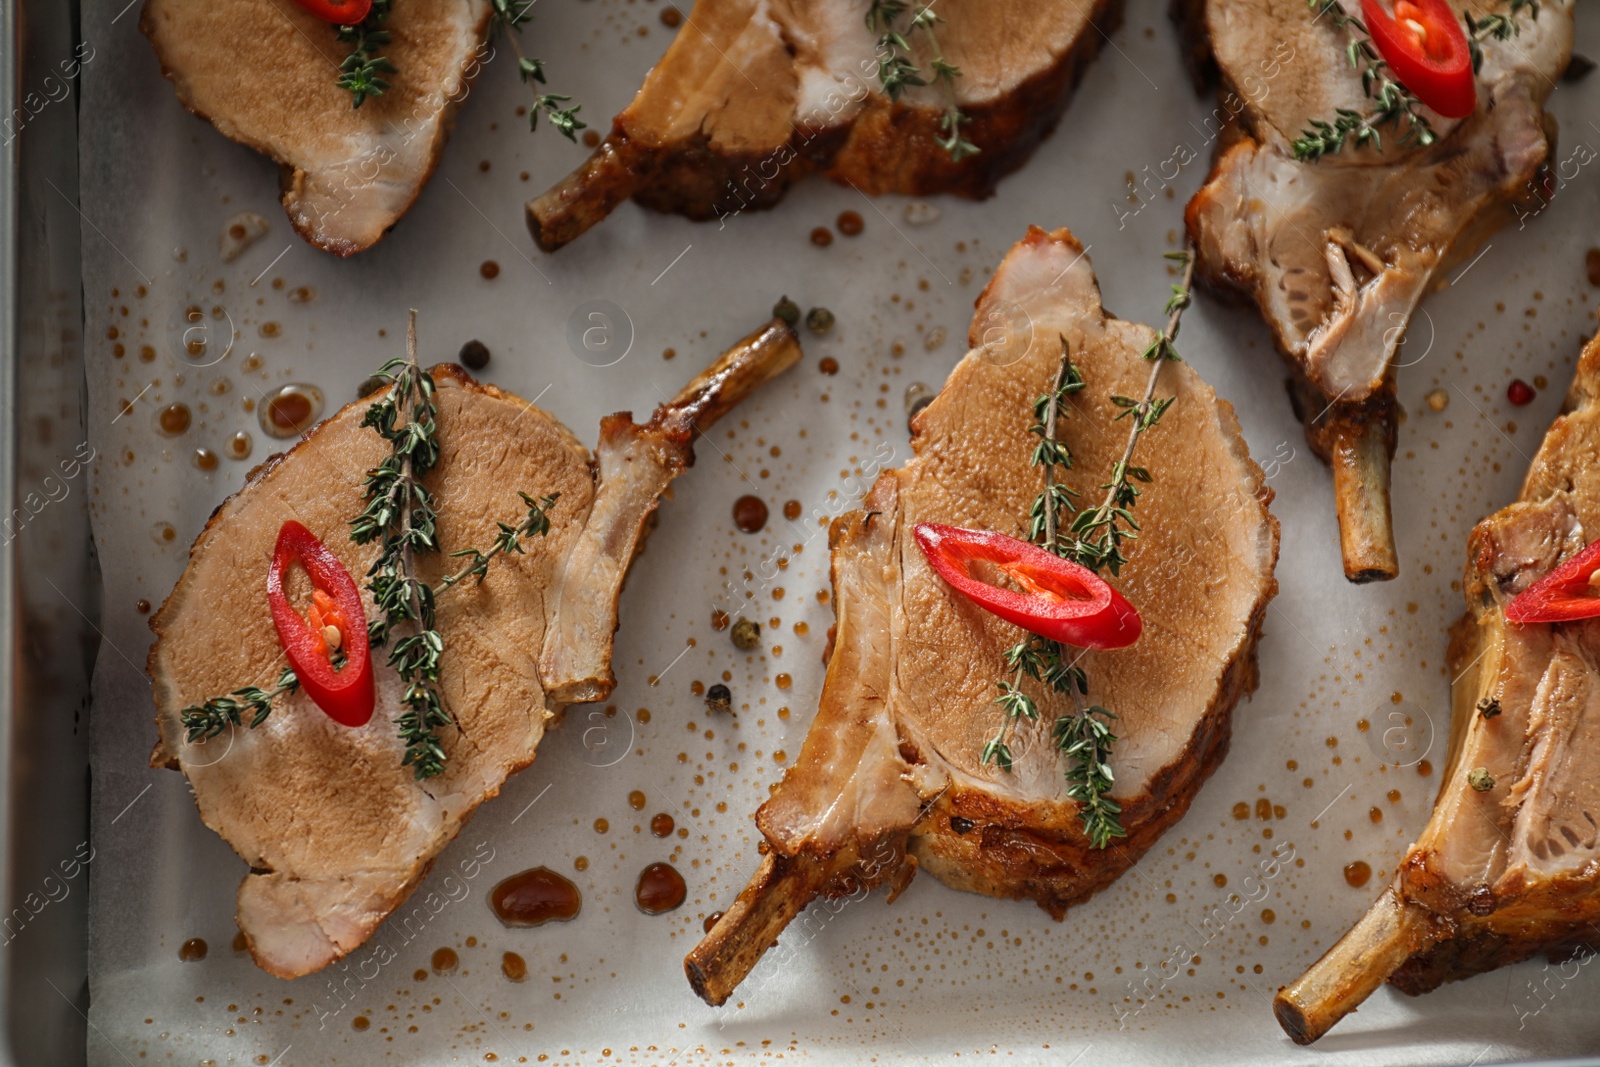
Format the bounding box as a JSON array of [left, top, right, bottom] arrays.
[[705, 683, 733, 715], [459, 339, 491, 370], [1475, 697, 1501, 720], [772, 296, 801, 327], [805, 307, 835, 334], [730, 617, 761, 650], [1467, 767, 1495, 792]]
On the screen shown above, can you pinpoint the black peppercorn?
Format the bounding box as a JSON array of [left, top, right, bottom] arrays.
[[459, 339, 491, 370]]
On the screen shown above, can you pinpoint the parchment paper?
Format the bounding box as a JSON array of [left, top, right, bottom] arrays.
[[75, 0, 1600, 1062]]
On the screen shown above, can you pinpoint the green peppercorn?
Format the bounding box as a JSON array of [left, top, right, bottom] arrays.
[[730, 617, 761, 650], [805, 306, 835, 334], [1467, 767, 1495, 792], [773, 296, 801, 326]]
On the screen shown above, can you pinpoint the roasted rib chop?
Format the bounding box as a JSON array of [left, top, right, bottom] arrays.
[[147, 321, 799, 978], [685, 228, 1279, 1005], [527, 0, 1121, 252], [1182, 0, 1573, 582], [1276, 324, 1600, 1044], [142, 0, 493, 255]]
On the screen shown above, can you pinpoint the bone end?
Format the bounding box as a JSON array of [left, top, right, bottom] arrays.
[[527, 136, 642, 253], [1331, 416, 1398, 583], [1274, 887, 1438, 1044]]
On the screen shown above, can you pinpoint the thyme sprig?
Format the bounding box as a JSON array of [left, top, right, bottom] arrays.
[[866, 1, 977, 162], [351, 312, 559, 778], [180, 667, 300, 743], [492, 0, 586, 140], [1073, 248, 1193, 577], [335, 0, 396, 109], [350, 313, 453, 778], [1293, 0, 1437, 162], [1466, 0, 1540, 73], [441, 492, 559, 588], [982, 245, 1196, 850]]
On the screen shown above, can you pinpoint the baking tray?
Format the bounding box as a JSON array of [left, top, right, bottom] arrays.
[[21, 0, 1600, 1063], [0, 0, 94, 1063]]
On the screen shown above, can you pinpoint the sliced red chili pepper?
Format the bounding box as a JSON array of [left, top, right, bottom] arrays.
[[1362, 0, 1476, 119], [1505, 536, 1600, 625], [912, 523, 1142, 650], [290, 0, 373, 24], [267, 520, 375, 727]]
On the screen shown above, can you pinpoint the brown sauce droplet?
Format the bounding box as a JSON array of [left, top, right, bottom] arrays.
[[227, 431, 253, 460], [259, 321, 281, 338], [480, 260, 500, 279], [158, 403, 192, 436], [836, 210, 864, 237], [501, 952, 528, 982], [1586, 248, 1600, 287], [194, 447, 218, 472], [1344, 861, 1372, 888], [231, 930, 248, 952], [776, 673, 792, 689], [260, 384, 324, 439], [1418, 759, 1433, 776], [818, 356, 840, 375], [628, 790, 647, 811], [594, 817, 609, 834], [660, 6, 681, 26], [1387, 789, 1402, 803], [1231, 802, 1250, 820], [1255, 798, 1272, 820], [635, 862, 687, 915], [711, 609, 730, 631], [1212, 874, 1227, 888], [179, 938, 208, 962], [574, 855, 589, 871], [431, 947, 458, 973], [490, 867, 582, 927], [650, 813, 674, 837], [136, 599, 152, 615], [352, 1015, 370, 1031], [782, 499, 802, 521], [413, 968, 427, 982], [703, 911, 724, 933], [1369, 806, 1383, 823], [733, 495, 768, 533], [139, 344, 156, 363], [810, 226, 833, 247]]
